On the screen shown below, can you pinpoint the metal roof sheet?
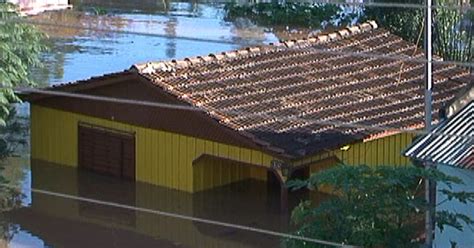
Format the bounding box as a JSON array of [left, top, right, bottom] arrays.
[[404, 101, 473, 169]]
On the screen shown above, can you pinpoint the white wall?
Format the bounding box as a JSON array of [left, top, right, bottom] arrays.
[[435, 165, 474, 248]]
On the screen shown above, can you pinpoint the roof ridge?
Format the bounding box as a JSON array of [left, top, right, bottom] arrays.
[[276, 20, 378, 48], [133, 20, 379, 74]]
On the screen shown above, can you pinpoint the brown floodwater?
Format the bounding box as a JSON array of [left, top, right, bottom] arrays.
[[0, 158, 329, 248]]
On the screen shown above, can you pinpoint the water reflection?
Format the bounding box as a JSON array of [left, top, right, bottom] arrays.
[[72, 0, 204, 16], [0, 157, 30, 247], [1, 160, 330, 247], [28, 1, 278, 85]]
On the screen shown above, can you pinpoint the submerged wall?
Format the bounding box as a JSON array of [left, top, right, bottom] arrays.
[[31, 105, 273, 192], [32, 104, 416, 193]]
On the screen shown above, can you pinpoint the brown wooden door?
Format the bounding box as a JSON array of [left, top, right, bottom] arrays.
[[78, 125, 135, 180]]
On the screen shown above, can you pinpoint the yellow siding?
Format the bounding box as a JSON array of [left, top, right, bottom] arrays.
[[32, 105, 417, 192], [31, 105, 274, 192], [192, 156, 267, 192], [297, 132, 416, 168]]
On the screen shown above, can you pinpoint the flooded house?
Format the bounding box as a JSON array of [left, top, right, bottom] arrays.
[[24, 21, 472, 213]]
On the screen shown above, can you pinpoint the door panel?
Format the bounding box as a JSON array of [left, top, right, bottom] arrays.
[[78, 125, 135, 180]]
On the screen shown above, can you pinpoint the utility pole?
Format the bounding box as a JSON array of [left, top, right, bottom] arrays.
[[424, 0, 434, 247]]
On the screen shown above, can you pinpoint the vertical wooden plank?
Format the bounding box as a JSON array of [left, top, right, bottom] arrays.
[[186, 136, 196, 192], [157, 131, 164, 186], [388, 135, 395, 166], [394, 134, 401, 166], [135, 130, 144, 183], [195, 139, 205, 157], [177, 135, 186, 190], [171, 133, 180, 189], [383, 135, 390, 165], [194, 139, 205, 191], [150, 129, 158, 186], [145, 129, 152, 183], [354, 142, 367, 164], [140, 128, 148, 183], [345, 149, 353, 165], [368, 141, 375, 166], [211, 142, 220, 185], [164, 132, 173, 188], [228, 145, 240, 161], [204, 140, 214, 155], [205, 140, 214, 188], [358, 143, 364, 166], [241, 148, 252, 164], [222, 144, 232, 183], [402, 133, 409, 165], [262, 154, 273, 167], [251, 150, 263, 166], [217, 143, 229, 158], [376, 139, 383, 166]]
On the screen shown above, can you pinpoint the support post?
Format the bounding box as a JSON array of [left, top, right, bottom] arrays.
[[424, 0, 434, 247], [424, 0, 433, 130]]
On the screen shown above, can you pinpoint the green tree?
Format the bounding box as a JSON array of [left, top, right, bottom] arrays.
[[0, 1, 46, 125], [0, 1, 43, 220], [364, 0, 473, 63], [363, 0, 424, 44], [0, 108, 28, 159], [224, 2, 355, 32], [433, 0, 473, 63], [225, 1, 472, 63], [286, 164, 474, 248]]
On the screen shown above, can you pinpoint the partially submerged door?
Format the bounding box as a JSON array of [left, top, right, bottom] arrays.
[[78, 124, 135, 180]]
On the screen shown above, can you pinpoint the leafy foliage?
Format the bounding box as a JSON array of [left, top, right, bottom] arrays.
[[432, 0, 473, 63], [224, 2, 356, 31], [362, 0, 424, 44], [286, 164, 474, 248], [0, 107, 28, 159], [365, 0, 473, 63], [0, 1, 47, 125], [0, 1, 41, 220], [225, 1, 472, 62]]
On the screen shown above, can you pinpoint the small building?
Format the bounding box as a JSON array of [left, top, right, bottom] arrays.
[[25, 21, 472, 207], [404, 86, 473, 247]]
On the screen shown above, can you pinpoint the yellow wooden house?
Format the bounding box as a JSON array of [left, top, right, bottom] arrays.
[[25, 21, 471, 210]]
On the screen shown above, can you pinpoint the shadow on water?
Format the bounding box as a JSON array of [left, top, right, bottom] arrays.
[[1, 160, 331, 248]]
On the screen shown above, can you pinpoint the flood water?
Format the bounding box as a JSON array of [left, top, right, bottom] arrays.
[[30, 0, 279, 86], [0, 158, 329, 248]]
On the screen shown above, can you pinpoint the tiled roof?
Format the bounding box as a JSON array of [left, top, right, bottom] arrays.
[[133, 21, 472, 158], [404, 101, 473, 169]]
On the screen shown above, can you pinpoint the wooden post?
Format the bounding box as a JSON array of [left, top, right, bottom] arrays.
[[424, 0, 434, 246]]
